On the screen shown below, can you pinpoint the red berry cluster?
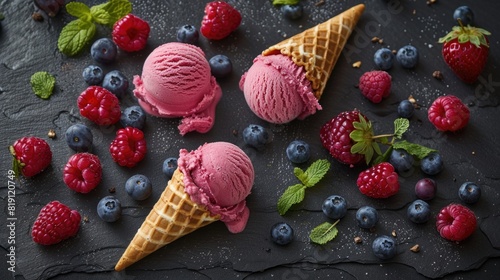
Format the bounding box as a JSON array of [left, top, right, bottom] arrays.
[[31, 201, 81, 245], [201, 1, 242, 40]]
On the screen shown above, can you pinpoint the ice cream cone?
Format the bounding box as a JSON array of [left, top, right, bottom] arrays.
[[115, 169, 220, 271], [262, 4, 365, 100]]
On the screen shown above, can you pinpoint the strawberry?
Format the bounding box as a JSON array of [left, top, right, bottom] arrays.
[[436, 203, 476, 242], [357, 162, 400, 198], [201, 1, 242, 40], [320, 110, 367, 165], [10, 136, 52, 177], [32, 201, 81, 245], [438, 22, 490, 84]]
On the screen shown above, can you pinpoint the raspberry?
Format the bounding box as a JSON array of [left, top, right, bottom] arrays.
[[110, 127, 147, 168], [428, 95, 470, 132], [201, 1, 242, 40], [112, 14, 150, 52], [320, 110, 367, 165], [358, 70, 391, 103], [63, 153, 102, 193], [31, 201, 81, 245], [77, 86, 121, 126], [10, 136, 52, 177], [357, 162, 400, 198], [436, 203, 477, 241]]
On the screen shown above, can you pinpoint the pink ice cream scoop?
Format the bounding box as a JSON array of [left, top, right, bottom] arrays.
[[133, 42, 222, 135], [239, 54, 321, 124], [178, 142, 254, 233]]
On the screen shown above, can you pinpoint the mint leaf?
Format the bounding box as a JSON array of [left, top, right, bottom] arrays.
[[92, 0, 131, 26], [30, 72, 56, 99], [66, 2, 92, 21], [302, 159, 330, 187], [294, 167, 306, 185], [57, 19, 96, 56], [309, 220, 339, 245], [393, 140, 437, 160], [277, 184, 305, 215], [90, 8, 112, 25], [272, 0, 300, 5], [393, 118, 409, 139]]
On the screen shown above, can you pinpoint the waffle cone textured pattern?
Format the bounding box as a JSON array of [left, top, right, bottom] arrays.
[[262, 4, 365, 100], [115, 169, 219, 271]]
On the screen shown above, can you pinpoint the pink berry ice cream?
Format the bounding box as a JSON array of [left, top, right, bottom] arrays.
[[239, 54, 321, 124], [133, 42, 222, 135], [178, 142, 254, 233]]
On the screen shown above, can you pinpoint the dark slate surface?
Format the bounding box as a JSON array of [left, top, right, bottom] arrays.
[[1, 0, 500, 279]]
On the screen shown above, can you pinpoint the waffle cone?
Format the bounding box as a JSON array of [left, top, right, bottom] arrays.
[[115, 169, 219, 271], [262, 4, 365, 100]]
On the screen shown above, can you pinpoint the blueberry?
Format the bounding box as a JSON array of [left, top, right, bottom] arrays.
[[176, 24, 199, 45], [65, 123, 93, 152], [270, 222, 294, 245], [407, 199, 431, 224], [396, 45, 418, 69], [322, 195, 347, 220], [97, 196, 122, 222], [286, 140, 311, 164], [372, 235, 397, 260], [356, 206, 379, 229], [242, 124, 270, 150], [453, 6, 474, 26], [389, 149, 415, 174], [281, 4, 303, 20], [121, 105, 146, 130], [397, 100, 415, 118], [374, 48, 395, 70], [209, 54, 233, 79], [458, 182, 481, 204], [125, 174, 153, 201], [414, 178, 437, 201], [163, 157, 178, 179], [91, 38, 117, 64], [82, 65, 104, 85], [103, 70, 129, 98], [421, 152, 443, 175]]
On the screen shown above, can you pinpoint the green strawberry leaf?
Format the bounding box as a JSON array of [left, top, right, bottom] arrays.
[[277, 184, 305, 215], [57, 19, 96, 56], [373, 146, 393, 165], [30, 72, 56, 99], [392, 140, 436, 160], [66, 2, 92, 21], [309, 220, 339, 245]]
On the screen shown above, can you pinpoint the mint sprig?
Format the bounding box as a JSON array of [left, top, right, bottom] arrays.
[[350, 114, 437, 165], [30, 71, 56, 99], [57, 0, 131, 56], [309, 220, 340, 245], [278, 159, 330, 215], [272, 0, 300, 6]]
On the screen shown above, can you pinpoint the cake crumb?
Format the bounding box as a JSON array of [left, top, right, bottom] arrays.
[[354, 236, 363, 244], [232, 129, 238, 137], [426, 0, 437, 5], [315, 0, 325, 6], [410, 244, 420, 252], [391, 230, 397, 237], [83, 216, 90, 223], [433, 70, 444, 80], [352, 61, 362, 68], [108, 187, 116, 193], [47, 129, 56, 139]]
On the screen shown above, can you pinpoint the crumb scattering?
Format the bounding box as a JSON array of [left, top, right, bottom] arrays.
[[410, 244, 420, 252], [352, 61, 362, 68], [48, 129, 56, 139], [433, 71, 444, 80]]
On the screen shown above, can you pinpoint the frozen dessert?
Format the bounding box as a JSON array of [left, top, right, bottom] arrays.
[[239, 54, 321, 124], [240, 4, 365, 124], [115, 142, 254, 271], [133, 42, 222, 135]]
